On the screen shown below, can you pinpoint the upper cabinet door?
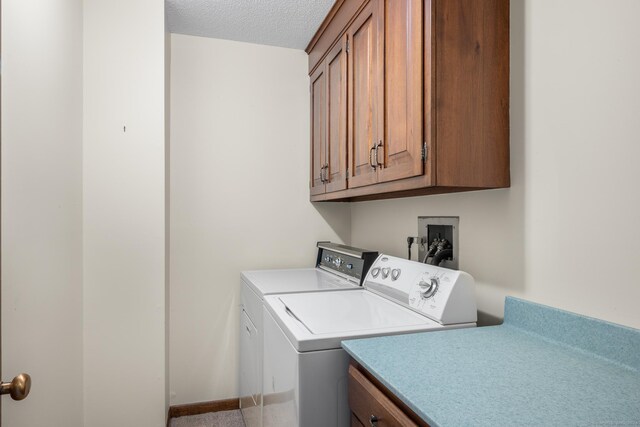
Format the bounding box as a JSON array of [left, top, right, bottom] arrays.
[[347, 1, 380, 189], [325, 36, 348, 193], [310, 65, 326, 196], [376, 0, 425, 183]]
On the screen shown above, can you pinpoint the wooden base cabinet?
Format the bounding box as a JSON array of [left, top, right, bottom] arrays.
[[348, 362, 429, 427], [307, 0, 510, 202]]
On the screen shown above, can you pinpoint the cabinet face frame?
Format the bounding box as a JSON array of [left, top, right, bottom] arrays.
[[424, 0, 436, 187]]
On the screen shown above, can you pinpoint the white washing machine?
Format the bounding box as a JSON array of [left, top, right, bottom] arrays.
[[261, 254, 477, 427], [239, 242, 378, 427]]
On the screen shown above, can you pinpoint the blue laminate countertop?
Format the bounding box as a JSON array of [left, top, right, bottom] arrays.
[[342, 297, 640, 427]]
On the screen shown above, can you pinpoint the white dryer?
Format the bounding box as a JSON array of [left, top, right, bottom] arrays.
[[239, 242, 378, 427], [261, 254, 477, 427]]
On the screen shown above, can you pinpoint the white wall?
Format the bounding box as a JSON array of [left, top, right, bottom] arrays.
[[169, 34, 350, 404], [1, 0, 83, 426], [83, 0, 167, 425], [351, 0, 640, 330]]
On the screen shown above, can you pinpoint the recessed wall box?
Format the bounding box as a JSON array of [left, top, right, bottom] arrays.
[[418, 216, 459, 270]]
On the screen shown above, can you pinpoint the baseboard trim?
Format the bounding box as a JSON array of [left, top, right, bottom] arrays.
[[168, 398, 240, 419]]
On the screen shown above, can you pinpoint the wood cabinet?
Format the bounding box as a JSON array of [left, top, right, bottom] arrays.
[[376, 0, 425, 185], [348, 361, 429, 427], [310, 36, 348, 195], [310, 64, 326, 196], [347, 1, 379, 189], [307, 0, 510, 202]]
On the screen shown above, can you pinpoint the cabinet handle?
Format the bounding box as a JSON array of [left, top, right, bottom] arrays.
[[324, 163, 329, 183], [375, 140, 383, 168], [369, 415, 379, 426], [369, 145, 377, 169], [320, 166, 325, 183]]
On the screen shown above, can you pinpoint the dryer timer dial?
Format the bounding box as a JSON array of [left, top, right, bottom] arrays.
[[418, 277, 439, 299]]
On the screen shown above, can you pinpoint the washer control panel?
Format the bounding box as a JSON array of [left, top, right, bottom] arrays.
[[319, 251, 362, 277], [364, 254, 477, 325], [316, 242, 379, 285]]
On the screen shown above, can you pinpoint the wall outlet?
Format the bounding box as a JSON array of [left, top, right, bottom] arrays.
[[418, 216, 459, 270]]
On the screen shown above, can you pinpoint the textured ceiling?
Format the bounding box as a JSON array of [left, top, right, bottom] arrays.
[[166, 0, 336, 50]]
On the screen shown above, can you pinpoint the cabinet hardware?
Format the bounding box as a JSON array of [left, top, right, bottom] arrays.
[[369, 145, 377, 169], [422, 141, 427, 161], [346, 39, 350, 54], [375, 140, 384, 167], [369, 415, 379, 426], [324, 163, 329, 183], [320, 166, 325, 183]]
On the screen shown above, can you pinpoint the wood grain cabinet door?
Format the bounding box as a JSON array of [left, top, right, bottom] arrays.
[[324, 36, 348, 193], [347, 0, 380, 189], [376, 0, 425, 184], [310, 65, 326, 196]]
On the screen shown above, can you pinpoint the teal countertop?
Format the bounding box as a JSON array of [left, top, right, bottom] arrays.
[[342, 297, 640, 426]]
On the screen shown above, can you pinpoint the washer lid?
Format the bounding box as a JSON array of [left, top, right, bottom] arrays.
[[264, 290, 453, 352], [277, 290, 434, 335]]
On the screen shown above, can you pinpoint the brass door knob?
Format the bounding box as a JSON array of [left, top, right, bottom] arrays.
[[0, 373, 31, 401]]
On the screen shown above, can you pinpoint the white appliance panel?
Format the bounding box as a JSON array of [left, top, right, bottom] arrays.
[[365, 255, 477, 324], [262, 307, 298, 427], [263, 307, 350, 427]]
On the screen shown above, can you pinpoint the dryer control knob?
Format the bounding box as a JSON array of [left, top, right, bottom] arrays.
[[381, 268, 390, 279], [391, 269, 401, 281], [419, 277, 439, 299], [371, 267, 381, 278]]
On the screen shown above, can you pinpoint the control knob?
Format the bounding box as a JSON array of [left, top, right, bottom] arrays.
[[418, 277, 439, 299], [333, 257, 344, 268]]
